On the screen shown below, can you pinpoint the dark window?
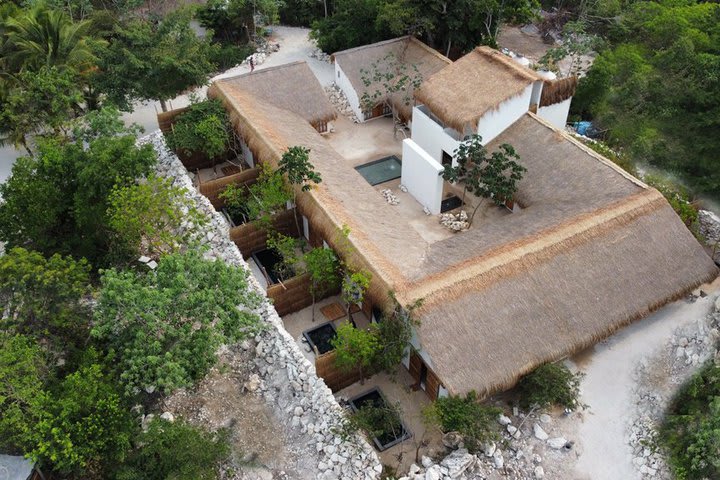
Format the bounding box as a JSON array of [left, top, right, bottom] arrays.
[[441, 151, 453, 166]]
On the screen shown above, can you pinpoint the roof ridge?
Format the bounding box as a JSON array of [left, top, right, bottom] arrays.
[[408, 37, 452, 65], [216, 60, 307, 83], [332, 36, 411, 58], [399, 188, 665, 307], [474, 46, 542, 82]]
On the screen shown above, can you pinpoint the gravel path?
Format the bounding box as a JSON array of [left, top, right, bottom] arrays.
[[568, 279, 720, 479]]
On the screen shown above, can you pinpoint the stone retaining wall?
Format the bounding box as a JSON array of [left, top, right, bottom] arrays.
[[699, 209, 720, 246], [144, 131, 382, 480]]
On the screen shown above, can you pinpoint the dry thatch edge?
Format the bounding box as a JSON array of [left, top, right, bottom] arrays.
[[331, 36, 451, 65], [528, 112, 648, 188], [539, 76, 577, 107], [209, 82, 400, 310], [400, 188, 664, 310]]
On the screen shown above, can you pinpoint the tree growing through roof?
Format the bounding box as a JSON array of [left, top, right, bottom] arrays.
[[372, 292, 423, 373], [278, 145, 321, 235], [304, 246, 340, 321], [341, 270, 372, 323], [331, 321, 380, 384], [359, 50, 423, 129], [442, 134, 526, 226]]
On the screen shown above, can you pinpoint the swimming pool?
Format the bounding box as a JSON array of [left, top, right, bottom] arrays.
[[355, 156, 402, 186]]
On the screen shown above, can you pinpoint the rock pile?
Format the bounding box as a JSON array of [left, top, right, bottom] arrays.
[[440, 211, 469, 232], [399, 411, 574, 480], [699, 209, 720, 248], [325, 83, 360, 123], [310, 48, 331, 63], [628, 295, 720, 480], [144, 132, 381, 480], [381, 189, 399, 205]]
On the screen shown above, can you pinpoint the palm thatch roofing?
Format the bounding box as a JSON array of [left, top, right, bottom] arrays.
[[209, 74, 718, 397], [415, 46, 543, 132], [214, 61, 337, 128], [332, 37, 451, 120], [540, 76, 578, 107]]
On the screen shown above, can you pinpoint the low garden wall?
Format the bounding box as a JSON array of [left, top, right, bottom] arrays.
[[316, 350, 363, 392], [267, 272, 314, 317], [199, 167, 259, 208], [146, 131, 382, 480], [230, 208, 299, 258]]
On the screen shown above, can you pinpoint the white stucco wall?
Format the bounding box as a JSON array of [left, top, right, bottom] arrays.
[[477, 83, 533, 145], [537, 97, 572, 130], [530, 80, 544, 107], [240, 138, 254, 168], [401, 139, 444, 214], [334, 62, 364, 121], [411, 106, 461, 164]]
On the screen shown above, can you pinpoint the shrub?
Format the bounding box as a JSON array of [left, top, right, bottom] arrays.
[[644, 174, 699, 228], [584, 140, 638, 177], [425, 391, 501, 452], [92, 251, 263, 395], [660, 363, 720, 480], [113, 418, 230, 480], [517, 362, 582, 409], [165, 99, 232, 161]]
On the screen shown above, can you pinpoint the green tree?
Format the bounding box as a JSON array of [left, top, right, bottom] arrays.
[[0, 247, 91, 347], [114, 418, 230, 480], [1, 6, 97, 72], [0, 66, 83, 154], [164, 99, 235, 166], [0, 332, 50, 455], [265, 232, 301, 281], [278, 145, 321, 235], [92, 251, 262, 395], [30, 363, 135, 476], [304, 247, 340, 321], [442, 134, 526, 226], [359, 50, 423, 125], [341, 269, 371, 322], [107, 175, 207, 259], [372, 293, 422, 373], [424, 391, 501, 451], [517, 362, 582, 409], [331, 322, 380, 384], [95, 10, 220, 111], [0, 128, 156, 266]]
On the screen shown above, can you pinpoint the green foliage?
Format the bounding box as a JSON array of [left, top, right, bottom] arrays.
[[244, 162, 293, 223], [583, 139, 638, 176], [266, 232, 301, 280], [0, 66, 83, 152], [372, 293, 422, 373], [310, 0, 394, 54], [573, 0, 720, 199], [197, 0, 277, 44], [304, 247, 341, 319], [341, 270, 372, 309], [92, 250, 262, 395], [644, 174, 699, 228], [517, 362, 582, 409], [0, 247, 91, 347], [0, 332, 50, 455], [278, 145, 322, 192], [359, 51, 423, 117], [539, 20, 600, 76], [0, 127, 156, 266], [425, 391, 501, 451], [30, 363, 134, 475], [660, 363, 720, 480], [331, 322, 381, 381], [165, 99, 233, 161], [114, 418, 230, 480], [95, 10, 219, 110], [279, 0, 325, 26], [107, 175, 207, 258], [443, 134, 526, 225], [352, 400, 405, 446], [71, 105, 144, 143]]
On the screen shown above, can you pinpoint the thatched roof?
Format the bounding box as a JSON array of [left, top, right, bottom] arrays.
[[210, 77, 718, 398], [332, 37, 451, 120], [406, 114, 718, 396], [540, 76, 577, 107], [214, 61, 337, 127], [415, 46, 543, 132]]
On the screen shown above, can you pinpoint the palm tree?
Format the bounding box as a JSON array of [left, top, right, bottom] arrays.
[[2, 7, 97, 73]]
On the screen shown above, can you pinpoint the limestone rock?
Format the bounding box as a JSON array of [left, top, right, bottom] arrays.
[[547, 437, 568, 449], [533, 423, 549, 441]]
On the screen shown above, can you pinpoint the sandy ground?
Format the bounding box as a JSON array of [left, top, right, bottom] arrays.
[[566, 279, 720, 479]]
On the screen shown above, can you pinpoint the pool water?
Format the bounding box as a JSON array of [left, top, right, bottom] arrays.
[[303, 322, 337, 354], [355, 156, 402, 186]]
